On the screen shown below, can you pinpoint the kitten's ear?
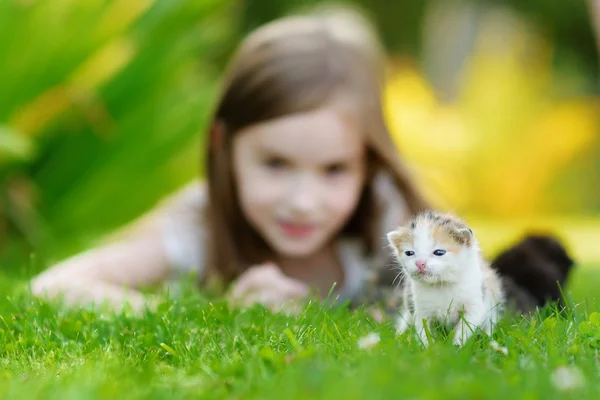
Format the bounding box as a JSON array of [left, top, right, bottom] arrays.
[[457, 228, 473, 246], [387, 227, 410, 249]]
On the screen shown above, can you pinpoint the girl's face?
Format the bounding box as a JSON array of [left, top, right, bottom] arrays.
[[232, 107, 366, 258]]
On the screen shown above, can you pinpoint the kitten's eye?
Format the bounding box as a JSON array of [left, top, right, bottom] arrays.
[[404, 250, 415, 256], [433, 249, 446, 256]]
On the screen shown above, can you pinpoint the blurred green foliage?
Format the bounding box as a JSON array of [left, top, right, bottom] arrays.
[[0, 0, 239, 268], [0, 0, 598, 273]]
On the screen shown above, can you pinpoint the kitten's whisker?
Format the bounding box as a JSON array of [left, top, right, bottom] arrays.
[[391, 268, 407, 290]]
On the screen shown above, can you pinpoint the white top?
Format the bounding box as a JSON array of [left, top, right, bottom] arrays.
[[156, 172, 409, 302]]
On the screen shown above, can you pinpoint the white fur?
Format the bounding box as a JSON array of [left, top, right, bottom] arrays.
[[388, 218, 504, 348]]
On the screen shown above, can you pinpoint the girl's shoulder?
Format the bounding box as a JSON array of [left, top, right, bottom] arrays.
[[339, 170, 411, 267], [153, 179, 209, 278], [372, 170, 410, 242], [336, 171, 410, 302], [160, 179, 207, 211]]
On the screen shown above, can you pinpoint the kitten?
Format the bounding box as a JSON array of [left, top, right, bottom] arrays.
[[387, 210, 505, 348]]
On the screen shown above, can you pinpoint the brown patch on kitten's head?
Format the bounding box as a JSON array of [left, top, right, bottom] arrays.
[[387, 210, 474, 252], [433, 229, 463, 254], [415, 210, 473, 247]]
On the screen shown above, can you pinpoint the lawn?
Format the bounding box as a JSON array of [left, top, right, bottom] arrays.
[[0, 266, 598, 399]]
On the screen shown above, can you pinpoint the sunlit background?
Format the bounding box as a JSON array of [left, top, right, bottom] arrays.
[[0, 0, 598, 276]]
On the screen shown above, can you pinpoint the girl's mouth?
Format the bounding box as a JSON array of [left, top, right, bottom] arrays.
[[278, 221, 316, 238]]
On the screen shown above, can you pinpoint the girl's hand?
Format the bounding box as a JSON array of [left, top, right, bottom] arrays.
[[227, 262, 310, 314]]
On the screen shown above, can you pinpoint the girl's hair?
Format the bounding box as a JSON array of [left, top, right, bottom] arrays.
[[204, 4, 430, 282]]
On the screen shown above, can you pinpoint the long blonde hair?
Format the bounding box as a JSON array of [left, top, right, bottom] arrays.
[[204, 5, 429, 283]]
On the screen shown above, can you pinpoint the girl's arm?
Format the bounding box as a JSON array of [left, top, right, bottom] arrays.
[[30, 181, 205, 313], [30, 221, 171, 313]]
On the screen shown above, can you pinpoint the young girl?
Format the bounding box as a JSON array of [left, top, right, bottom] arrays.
[[30, 5, 430, 314]]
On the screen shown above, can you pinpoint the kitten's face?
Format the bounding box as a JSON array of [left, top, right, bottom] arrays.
[[387, 212, 475, 285]]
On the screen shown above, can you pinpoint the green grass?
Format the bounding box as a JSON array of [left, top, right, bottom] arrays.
[[0, 266, 598, 399]]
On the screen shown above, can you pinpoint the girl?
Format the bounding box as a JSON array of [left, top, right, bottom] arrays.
[[30, 5, 427, 314], [30, 5, 572, 316]]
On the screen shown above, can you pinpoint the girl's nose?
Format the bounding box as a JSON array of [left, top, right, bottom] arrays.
[[288, 175, 319, 213]]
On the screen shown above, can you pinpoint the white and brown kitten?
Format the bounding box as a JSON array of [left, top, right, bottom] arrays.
[[387, 210, 505, 348]]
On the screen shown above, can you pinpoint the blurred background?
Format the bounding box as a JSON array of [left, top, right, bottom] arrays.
[[0, 0, 598, 276]]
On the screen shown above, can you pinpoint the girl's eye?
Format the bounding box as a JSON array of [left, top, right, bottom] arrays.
[[404, 250, 415, 256], [324, 163, 347, 176], [264, 157, 287, 170], [433, 249, 446, 256]]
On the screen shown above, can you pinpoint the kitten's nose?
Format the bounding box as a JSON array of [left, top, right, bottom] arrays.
[[416, 260, 427, 270]]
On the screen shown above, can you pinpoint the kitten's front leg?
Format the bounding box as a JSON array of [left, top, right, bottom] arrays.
[[395, 305, 414, 335], [414, 315, 430, 348], [452, 309, 484, 347]]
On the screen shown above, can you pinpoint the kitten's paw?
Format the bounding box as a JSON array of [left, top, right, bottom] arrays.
[[452, 334, 466, 348], [415, 326, 430, 348], [395, 319, 409, 336], [482, 321, 493, 337], [452, 323, 469, 348], [452, 327, 475, 348], [414, 318, 430, 348]]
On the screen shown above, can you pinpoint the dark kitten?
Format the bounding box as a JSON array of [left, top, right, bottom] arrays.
[[491, 233, 575, 313]]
